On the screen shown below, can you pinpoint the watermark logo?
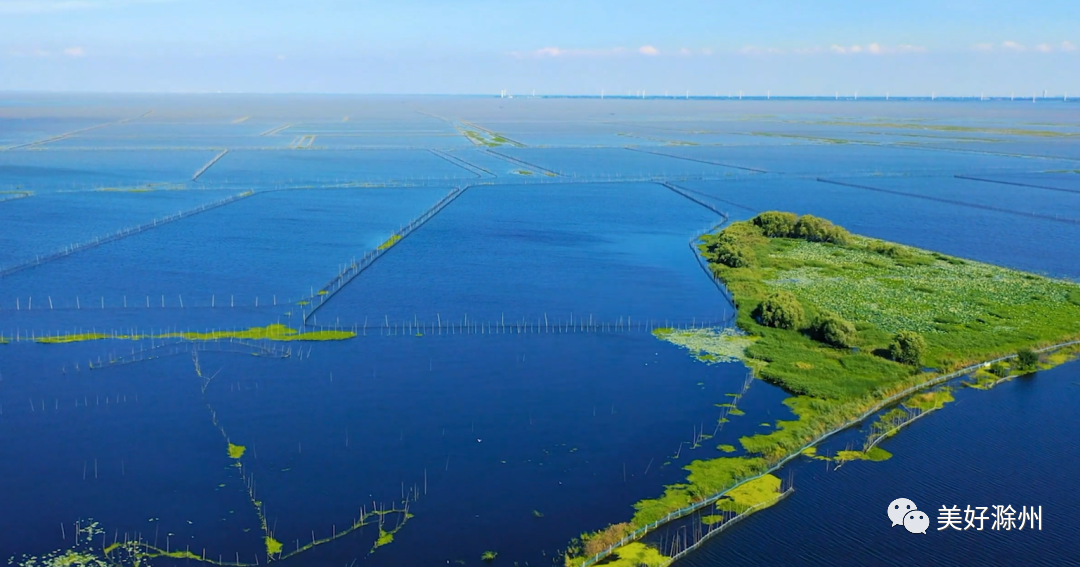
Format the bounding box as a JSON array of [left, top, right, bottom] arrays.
[[890, 500, 1043, 533], [888, 498, 928, 534], [936, 505, 1042, 531], [904, 510, 930, 534], [888, 498, 918, 527]]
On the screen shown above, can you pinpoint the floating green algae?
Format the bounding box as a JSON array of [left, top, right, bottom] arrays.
[[228, 443, 246, 459], [652, 327, 754, 364]]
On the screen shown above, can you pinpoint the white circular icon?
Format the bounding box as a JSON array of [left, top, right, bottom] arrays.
[[903, 510, 929, 534], [888, 498, 917, 526]]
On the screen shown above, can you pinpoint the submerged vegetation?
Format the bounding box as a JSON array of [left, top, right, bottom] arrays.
[[571, 212, 1080, 566], [652, 327, 754, 364]]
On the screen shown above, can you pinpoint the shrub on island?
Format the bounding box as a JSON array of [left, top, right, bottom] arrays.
[[752, 211, 798, 238], [750, 211, 851, 245], [1015, 348, 1039, 370], [754, 291, 806, 330], [889, 331, 928, 366], [811, 311, 858, 348]]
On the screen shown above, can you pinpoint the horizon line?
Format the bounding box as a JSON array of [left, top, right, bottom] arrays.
[[0, 90, 1075, 101]]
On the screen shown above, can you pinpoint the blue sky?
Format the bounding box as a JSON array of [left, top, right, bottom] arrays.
[[1, 0, 1078, 95]]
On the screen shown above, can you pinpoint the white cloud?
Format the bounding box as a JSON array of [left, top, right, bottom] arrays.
[[1062, 41, 1078, 52], [700, 48, 713, 56], [1034, 43, 1053, 53], [638, 45, 659, 56], [62, 46, 85, 57], [972, 43, 994, 52], [510, 46, 627, 59], [1001, 40, 1026, 52], [740, 45, 784, 55], [826, 43, 925, 55], [535, 47, 565, 57], [895, 44, 927, 54], [679, 48, 692, 56]]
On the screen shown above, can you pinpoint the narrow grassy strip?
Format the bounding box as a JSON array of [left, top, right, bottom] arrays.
[[32, 324, 355, 344]]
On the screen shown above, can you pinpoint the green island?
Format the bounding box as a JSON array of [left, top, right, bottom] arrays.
[[461, 129, 508, 147], [29, 324, 355, 344], [565, 212, 1080, 567]]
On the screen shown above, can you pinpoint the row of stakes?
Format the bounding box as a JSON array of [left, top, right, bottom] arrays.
[[0, 294, 295, 311], [0, 313, 732, 343], [0, 190, 254, 278]]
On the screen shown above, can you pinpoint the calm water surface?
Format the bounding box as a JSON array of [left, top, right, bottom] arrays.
[[1, 95, 1078, 566]]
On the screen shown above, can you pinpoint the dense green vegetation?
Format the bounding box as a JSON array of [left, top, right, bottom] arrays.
[[753, 291, 806, 330], [889, 331, 928, 366], [811, 311, 857, 348], [567, 212, 1080, 566], [1016, 348, 1040, 369], [700, 214, 1080, 398]]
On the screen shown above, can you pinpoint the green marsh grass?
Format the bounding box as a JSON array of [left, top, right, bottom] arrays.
[[34, 324, 355, 344], [594, 542, 667, 567], [569, 213, 1080, 566]]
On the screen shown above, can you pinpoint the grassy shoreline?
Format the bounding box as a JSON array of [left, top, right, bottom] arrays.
[[566, 213, 1080, 567]]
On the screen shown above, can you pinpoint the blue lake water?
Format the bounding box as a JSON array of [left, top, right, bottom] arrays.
[[0, 150, 220, 193], [1, 95, 1078, 567]]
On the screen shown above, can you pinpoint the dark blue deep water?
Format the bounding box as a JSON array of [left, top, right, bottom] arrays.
[[1, 95, 1078, 567]]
